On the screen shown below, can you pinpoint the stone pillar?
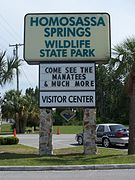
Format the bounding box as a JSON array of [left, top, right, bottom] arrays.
[[39, 108, 53, 156], [83, 108, 97, 155]]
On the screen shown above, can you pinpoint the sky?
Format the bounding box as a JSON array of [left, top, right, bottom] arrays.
[[0, 0, 135, 96]]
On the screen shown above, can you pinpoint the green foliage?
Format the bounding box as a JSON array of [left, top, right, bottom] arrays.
[[25, 87, 39, 128], [1, 124, 13, 132], [53, 108, 83, 126], [0, 51, 21, 86], [0, 136, 19, 145], [96, 64, 129, 124], [2, 87, 39, 133], [53, 111, 64, 125]]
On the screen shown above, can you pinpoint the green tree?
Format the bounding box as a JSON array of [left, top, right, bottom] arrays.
[[96, 64, 129, 124], [110, 37, 135, 154], [25, 87, 39, 130], [2, 90, 28, 133], [0, 51, 21, 86], [2, 88, 40, 133]]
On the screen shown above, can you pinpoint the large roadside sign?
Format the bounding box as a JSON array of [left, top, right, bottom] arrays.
[[39, 62, 95, 107], [24, 13, 111, 64]]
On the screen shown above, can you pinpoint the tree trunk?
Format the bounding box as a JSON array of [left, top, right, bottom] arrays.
[[128, 78, 135, 154], [15, 116, 27, 133], [19, 118, 27, 133], [15, 114, 19, 133]]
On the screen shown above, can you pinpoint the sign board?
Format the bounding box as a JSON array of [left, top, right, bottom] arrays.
[[39, 62, 95, 107], [40, 91, 95, 107], [24, 13, 111, 64], [40, 63, 95, 91]]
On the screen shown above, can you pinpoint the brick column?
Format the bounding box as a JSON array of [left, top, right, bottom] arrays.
[[83, 108, 97, 155], [39, 108, 53, 156]]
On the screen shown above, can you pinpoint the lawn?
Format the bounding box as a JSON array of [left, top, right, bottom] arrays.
[[0, 144, 135, 166], [0, 125, 83, 135], [53, 125, 83, 134]]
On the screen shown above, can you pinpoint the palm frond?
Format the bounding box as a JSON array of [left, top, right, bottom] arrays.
[[110, 36, 135, 80]]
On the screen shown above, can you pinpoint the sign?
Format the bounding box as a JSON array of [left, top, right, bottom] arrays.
[[40, 91, 95, 107], [39, 62, 95, 107], [60, 110, 76, 121], [40, 63, 95, 91], [24, 13, 111, 64]]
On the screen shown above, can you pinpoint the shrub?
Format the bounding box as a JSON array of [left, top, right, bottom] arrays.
[[0, 136, 19, 145]]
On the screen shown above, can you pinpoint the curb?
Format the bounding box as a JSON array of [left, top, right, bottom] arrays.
[[0, 164, 135, 171]]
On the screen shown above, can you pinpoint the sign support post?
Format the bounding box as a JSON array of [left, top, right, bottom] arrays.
[[83, 108, 97, 154], [39, 108, 53, 156]]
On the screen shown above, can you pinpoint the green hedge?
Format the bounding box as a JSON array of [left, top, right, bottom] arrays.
[[0, 136, 19, 145]]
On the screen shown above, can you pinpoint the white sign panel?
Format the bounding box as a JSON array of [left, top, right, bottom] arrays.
[[40, 63, 95, 91], [24, 13, 111, 64], [40, 91, 95, 107]]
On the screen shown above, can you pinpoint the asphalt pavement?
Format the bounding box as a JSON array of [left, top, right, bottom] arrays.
[[17, 134, 76, 149], [1, 169, 135, 180]]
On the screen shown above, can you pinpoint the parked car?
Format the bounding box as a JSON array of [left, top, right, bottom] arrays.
[[75, 123, 129, 147]]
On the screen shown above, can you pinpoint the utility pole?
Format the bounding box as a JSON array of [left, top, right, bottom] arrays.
[[9, 44, 23, 93], [0, 93, 2, 132]]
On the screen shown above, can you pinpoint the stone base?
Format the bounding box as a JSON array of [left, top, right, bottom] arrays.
[[83, 108, 97, 155], [39, 108, 53, 156]]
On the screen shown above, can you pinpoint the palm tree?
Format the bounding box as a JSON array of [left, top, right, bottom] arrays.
[[0, 51, 21, 87], [110, 37, 135, 154], [0, 51, 6, 86], [2, 90, 26, 133], [0, 51, 22, 133], [2, 88, 39, 133]]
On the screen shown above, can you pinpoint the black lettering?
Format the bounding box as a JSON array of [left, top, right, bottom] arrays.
[[68, 95, 94, 103], [89, 96, 93, 103], [42, 96, 47, 103], [51, 81, 70, 87]]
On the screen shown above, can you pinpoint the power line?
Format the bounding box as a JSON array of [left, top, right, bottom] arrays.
[[0, 13, 23, 57], [0, 13, 21, 41], [20, 66, 33, 87], [0, 20, 20, 43], [9, 43, 24, 92]]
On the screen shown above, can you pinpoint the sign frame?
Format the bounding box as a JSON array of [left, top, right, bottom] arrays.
[[24, 12, 111, 65]]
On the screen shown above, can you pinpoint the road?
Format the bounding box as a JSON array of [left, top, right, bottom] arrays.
[[18, 134, 77, 149], [0, 169, 135, 180], [17, 134, 128, 151]]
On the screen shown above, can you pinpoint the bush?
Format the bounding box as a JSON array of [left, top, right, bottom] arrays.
[[0, 136, 19, 145]]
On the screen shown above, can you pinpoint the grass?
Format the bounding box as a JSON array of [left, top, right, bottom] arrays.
[[24, 125, 83, 134], [0, 125, 83, 136], [1, 125, 134, 166], [0, 124, 83, 135], [0, 144, 135, 166], [53, 126, 83, 134]]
